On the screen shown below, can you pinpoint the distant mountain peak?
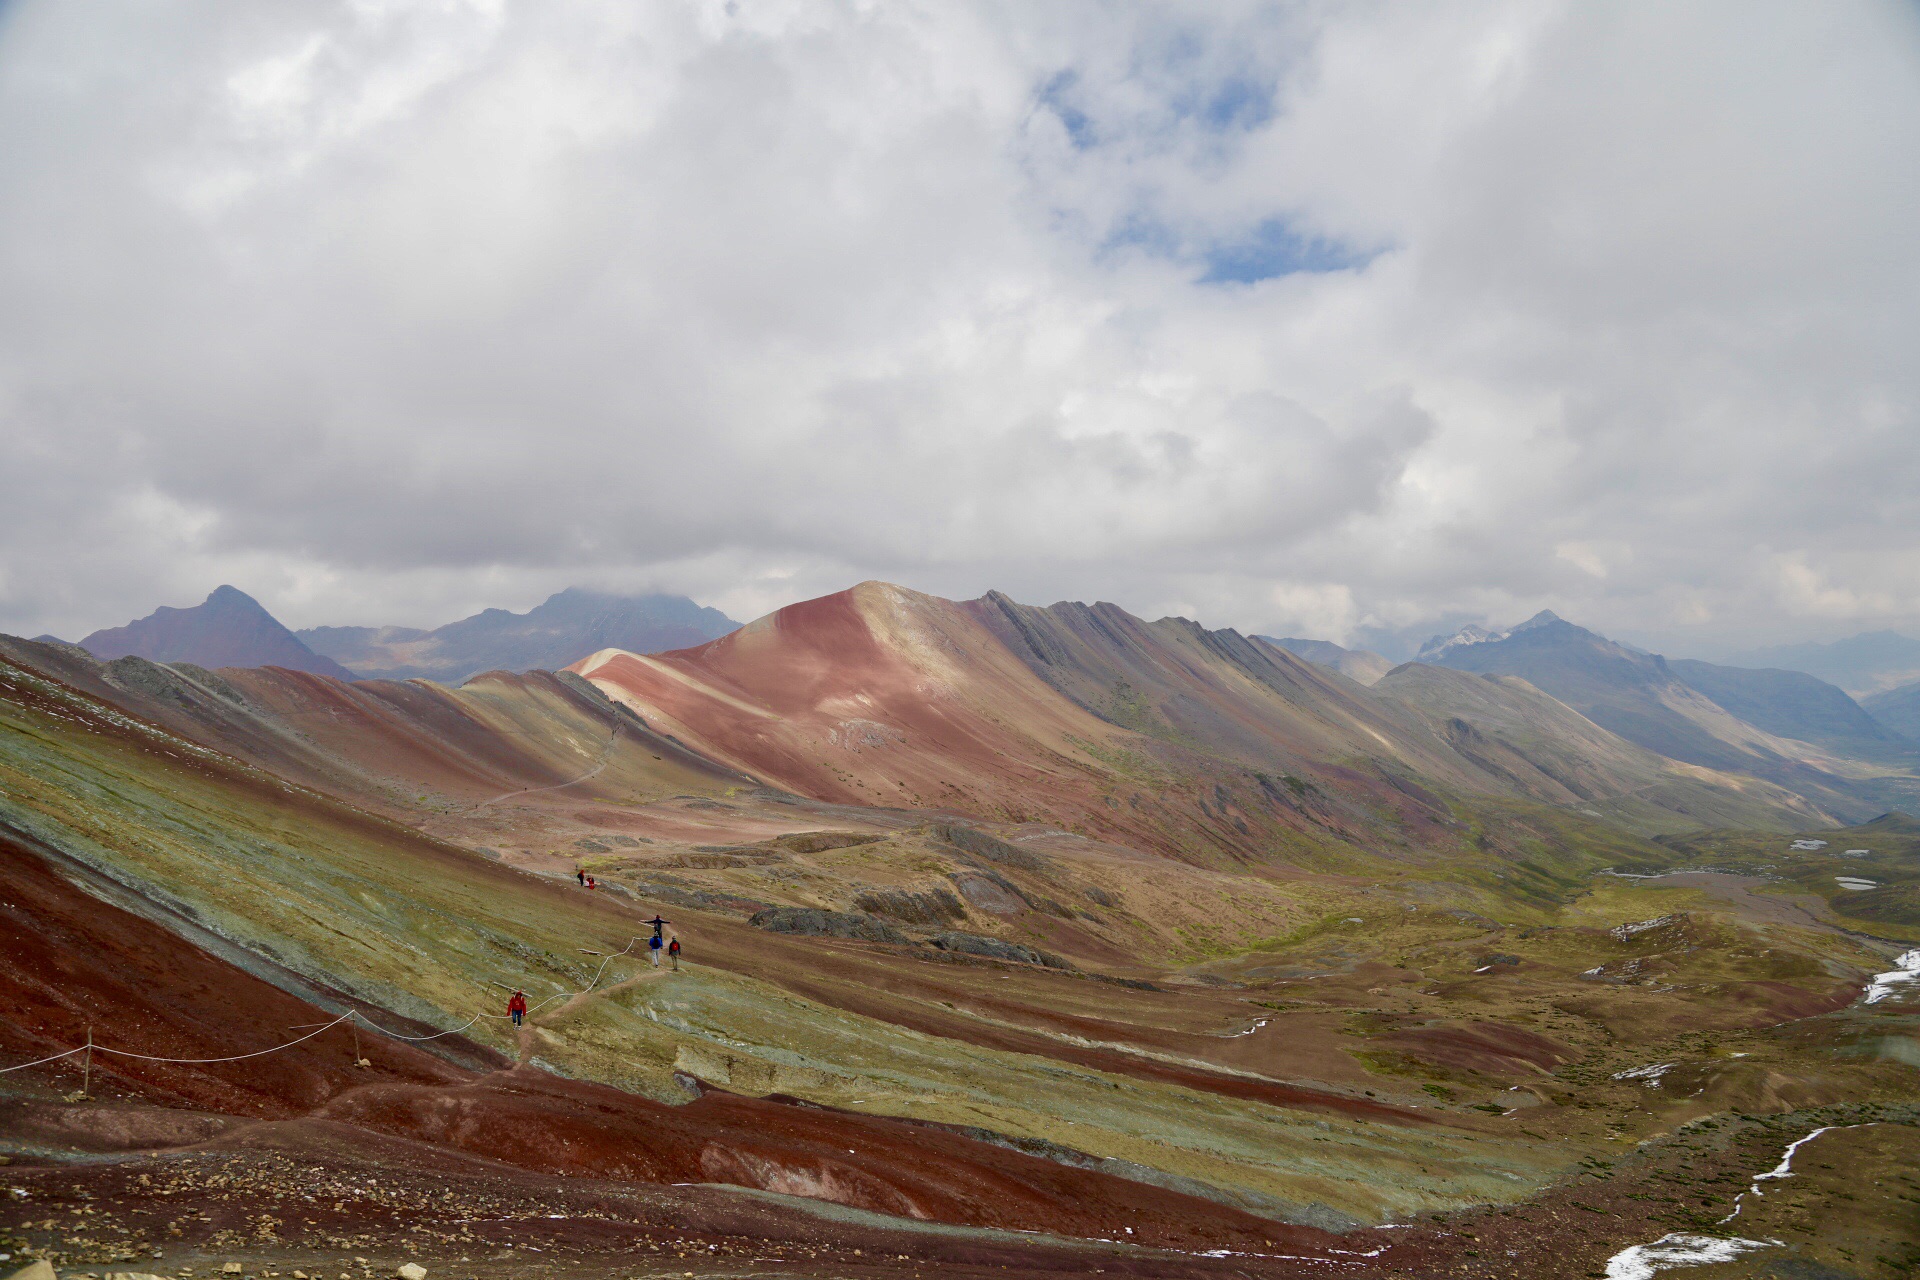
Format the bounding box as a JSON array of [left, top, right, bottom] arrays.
[[1418, 623, 1498, 659], [80, 587, 355, 680], [1419, 610, 1578, 659]]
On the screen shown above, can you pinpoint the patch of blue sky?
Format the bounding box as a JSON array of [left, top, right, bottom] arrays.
[[1037, 70, 1096, 151], [1199, 218, 1378, 284], [1183, 75, 1277, 134], [1099, 212, 1375, 285]]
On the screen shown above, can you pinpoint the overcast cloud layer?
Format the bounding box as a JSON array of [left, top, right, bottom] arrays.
[[1, 1, 1917, 655]]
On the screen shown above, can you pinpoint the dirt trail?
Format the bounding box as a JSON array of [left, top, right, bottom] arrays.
[[470, 723, 622, 814], [516, 964, 671, 1064]]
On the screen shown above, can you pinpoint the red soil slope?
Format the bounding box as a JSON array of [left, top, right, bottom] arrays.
[[573, 583, 1130, 820], [574, 582, 1475, 862], [0, 636, 742, 816], [0, 823, 1321, 1254]]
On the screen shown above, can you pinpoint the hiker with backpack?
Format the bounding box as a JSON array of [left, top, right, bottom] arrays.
[[507, 990, 528, 1026], [667, 935, 681, 970]]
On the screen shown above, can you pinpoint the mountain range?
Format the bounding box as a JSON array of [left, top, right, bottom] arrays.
[[298, 586, 741, 682], [3, 578, 1916, 1272], [65, 584, 740, 684], [1717, 629, 1920, 696]]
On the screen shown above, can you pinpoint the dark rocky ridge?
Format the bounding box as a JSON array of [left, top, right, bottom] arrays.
[[79, 585, 356, 680]]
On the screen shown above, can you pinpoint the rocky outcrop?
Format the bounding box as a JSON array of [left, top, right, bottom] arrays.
[[928, 931, 1073, 970], [852, 886, 967, 926], [747, 907, 907, 945], [926, 823, 1044, 870]]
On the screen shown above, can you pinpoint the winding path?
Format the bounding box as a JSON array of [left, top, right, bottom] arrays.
[[472, 722, 622, 812], [515, 964, 671, 1065]]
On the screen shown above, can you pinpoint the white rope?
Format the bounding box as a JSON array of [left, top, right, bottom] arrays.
[[0, 1012, 355, 1074], [2, 932, 656, 1072], [351, 1011, 483, 1042], [87, 1012, 357, 1063], [0, 1046, 86, 1075]]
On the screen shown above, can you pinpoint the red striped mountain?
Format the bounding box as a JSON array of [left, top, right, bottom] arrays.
[[79, 585, 356, 680], [571, 582, 1821, 860]]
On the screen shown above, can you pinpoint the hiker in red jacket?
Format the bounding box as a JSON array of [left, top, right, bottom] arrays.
[[507, 990, 528, 1026]]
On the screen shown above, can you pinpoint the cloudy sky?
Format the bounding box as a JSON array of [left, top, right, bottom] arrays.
[[1, 1, 1916, 656]]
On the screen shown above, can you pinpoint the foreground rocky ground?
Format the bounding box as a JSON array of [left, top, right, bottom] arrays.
[[5, 1083, 1918, 1279]]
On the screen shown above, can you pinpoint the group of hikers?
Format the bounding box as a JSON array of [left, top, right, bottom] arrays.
[[505, 908, 678, 1026]]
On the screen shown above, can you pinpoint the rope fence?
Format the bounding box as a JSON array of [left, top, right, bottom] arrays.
[[0, 929, 669, 1078]]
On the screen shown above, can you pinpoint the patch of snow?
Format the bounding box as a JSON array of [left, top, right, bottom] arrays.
[[1611, 1062, 1674, 1087], [1863, 950, 1920, 1004], [1841, 848, 1870, 857], [1603, 1232, 1776, 1279], [1610, 915, 1676, 940], [1833, 876, 1878, 890], [1789, 838, 1828, 850]]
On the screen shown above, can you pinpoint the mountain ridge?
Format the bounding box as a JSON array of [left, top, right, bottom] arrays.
[[1256, 635, 1395, 685], [1424, 613, 1920, 820], [1716, 629, 1920, 696], [79, 584, 357, 680], [300, 586, 740, 682]]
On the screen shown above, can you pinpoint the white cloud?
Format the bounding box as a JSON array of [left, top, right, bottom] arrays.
[[0, 0, 1915, 653]]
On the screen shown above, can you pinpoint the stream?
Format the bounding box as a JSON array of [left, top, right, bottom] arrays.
[[1602, 1122, 1871, 1279]]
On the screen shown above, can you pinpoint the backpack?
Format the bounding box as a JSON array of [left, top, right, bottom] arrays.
[[649, 934, 663, 950]]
